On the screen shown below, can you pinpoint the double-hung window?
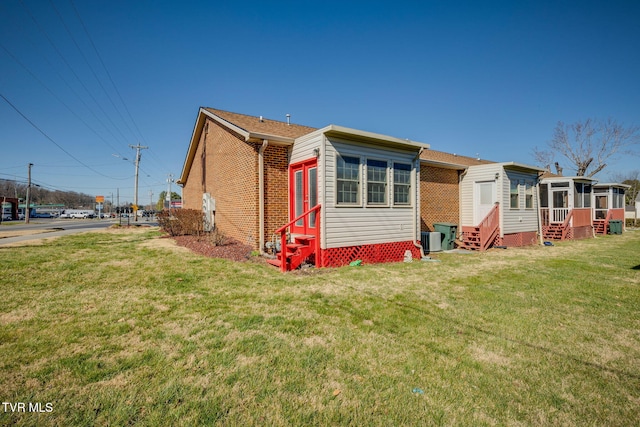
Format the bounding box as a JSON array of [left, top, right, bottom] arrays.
[[367, 159, 387, 205], [510, 180, 520, 209], [525, 181, 534, 209], [393, 163, 411, 205], [336, 155, 360, 205]]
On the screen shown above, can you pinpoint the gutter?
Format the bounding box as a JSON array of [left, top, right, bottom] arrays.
[[412, 147, 426, 258], [259, 140, 269, 255]]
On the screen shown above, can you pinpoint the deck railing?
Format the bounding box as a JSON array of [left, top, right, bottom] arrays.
[[551, 207, 570, 223], [560, 210, 573, 240], [275, 204, 321, 272], [479, 203, 500, 251]]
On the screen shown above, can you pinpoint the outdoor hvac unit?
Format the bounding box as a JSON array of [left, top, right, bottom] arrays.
[[420, 231, 442, 253], [202, 193, 216, 232]]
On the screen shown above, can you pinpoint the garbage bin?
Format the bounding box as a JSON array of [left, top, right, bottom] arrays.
[[608, 220, 622, 235], [433, 222, 458, 250]]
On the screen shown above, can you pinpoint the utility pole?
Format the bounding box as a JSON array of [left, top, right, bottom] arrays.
[[25, 163, 33, 224], [129, 144, 148, 222], [149, 189, 153, 213], [166, 173, 174, 209]]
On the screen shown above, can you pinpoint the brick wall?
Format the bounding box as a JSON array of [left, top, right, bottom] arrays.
[[183, 118, 260, 248], [420, 165, 460, 231], [263, 145, 289, 245], [181, 119, 293, 251]]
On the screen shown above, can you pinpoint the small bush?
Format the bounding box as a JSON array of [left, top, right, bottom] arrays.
[[157, 209, 205, 236], [625, 218, 640, 228], [203, 228, 228, 246]]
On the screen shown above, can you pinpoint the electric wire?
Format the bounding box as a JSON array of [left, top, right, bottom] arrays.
[[19, 0, 132, 150], [1, 92, 114, 179], [69, 0, 148, 146], [48, 0, 139, 145]]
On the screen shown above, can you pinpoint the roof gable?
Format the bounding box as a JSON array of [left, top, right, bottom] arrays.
[[178, 107, 317, 185]]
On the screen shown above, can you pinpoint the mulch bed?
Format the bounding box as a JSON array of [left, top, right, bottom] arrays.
[[172, 235, 255, 262]]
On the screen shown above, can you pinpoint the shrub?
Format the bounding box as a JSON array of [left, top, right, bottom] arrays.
[[157, 209, 205, 236], [204, 228, 228, 246], [625, 218, 640, 228]]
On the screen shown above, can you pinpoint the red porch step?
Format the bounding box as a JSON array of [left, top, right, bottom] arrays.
[[459, 227, 481, 250], [266, 235, 317, 271], [543, 224, 565, 240], [593, 219, 607, 235]]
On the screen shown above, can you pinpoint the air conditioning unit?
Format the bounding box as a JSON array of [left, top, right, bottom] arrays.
[[420, 231, 442, 253], [202, 193, 216, 231]]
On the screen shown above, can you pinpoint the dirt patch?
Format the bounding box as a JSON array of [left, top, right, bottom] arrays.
[[172, 235, 255, 262]]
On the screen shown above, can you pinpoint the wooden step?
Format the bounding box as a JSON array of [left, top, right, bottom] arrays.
[[266, 258, 283, 267]]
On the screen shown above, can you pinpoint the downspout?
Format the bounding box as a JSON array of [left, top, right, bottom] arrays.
[[459, 167, 469, 233], [259, 140, 269, 255], [536, 172, 544, 245], [412, 148, 426, 258]]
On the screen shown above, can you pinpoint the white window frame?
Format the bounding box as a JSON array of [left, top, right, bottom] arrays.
[[393, 162, 413, 207], [336, 154, 361, 206], [366, 158, 389, 207], [510, 179, 520, 209]]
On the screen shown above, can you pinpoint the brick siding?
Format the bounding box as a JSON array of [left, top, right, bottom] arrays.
[[263, 145, 289, 246], [420, 165, 460, 232], [182, 118, 293, 251], [182, 118, 260, 248]]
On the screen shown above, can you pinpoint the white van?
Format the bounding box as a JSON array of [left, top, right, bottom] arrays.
[[60, 210, 96, 219]]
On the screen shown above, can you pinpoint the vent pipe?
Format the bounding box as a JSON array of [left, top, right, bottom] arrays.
[[286, 114, 291, 125]]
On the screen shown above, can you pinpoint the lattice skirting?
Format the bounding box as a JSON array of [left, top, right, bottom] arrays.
[[320, 241, 421, 268], [498, 231, 538, 247]]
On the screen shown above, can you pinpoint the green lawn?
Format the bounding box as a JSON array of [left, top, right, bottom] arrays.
[[1, 228, 639, 426]]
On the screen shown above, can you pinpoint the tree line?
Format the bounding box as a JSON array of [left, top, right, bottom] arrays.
[[0, 179, 95, 208]]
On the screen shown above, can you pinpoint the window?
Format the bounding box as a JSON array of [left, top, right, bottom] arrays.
[[613, 188, 624, 208], [525, 181, 534, 209], [574, 182, 591, 208], [540, 183, 548, 208], [393, 163, 412, 205], [510, 180, 519, 209], [336, 155, 360, 205], [583, 184, 591, 207], [367, 159, 387, 205]]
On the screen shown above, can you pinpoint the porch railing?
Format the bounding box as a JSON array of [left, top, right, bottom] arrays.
[[275, 204, 321, 272], [479, 203, 500, 251], [551, 208, 569, 223], [560, 210, 573, 240]]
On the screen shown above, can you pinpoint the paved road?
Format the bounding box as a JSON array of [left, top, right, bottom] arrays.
[[0, 217, 156, 245]]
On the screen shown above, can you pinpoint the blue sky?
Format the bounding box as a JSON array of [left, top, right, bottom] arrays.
[[1, 0, 639, 205]]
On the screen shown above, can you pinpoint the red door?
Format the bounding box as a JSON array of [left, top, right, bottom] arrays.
[[290, 159, 318, 235]]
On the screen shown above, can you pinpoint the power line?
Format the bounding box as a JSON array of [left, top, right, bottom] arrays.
[[18, 0, 132, 151], [48, 0, 137, 144], [69, 0, 148, 146], [0, 41, 126, 157], [0, 91, 113, 179]]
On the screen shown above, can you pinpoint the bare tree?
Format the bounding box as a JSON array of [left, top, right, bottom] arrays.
[[534, 118, 640, 177]]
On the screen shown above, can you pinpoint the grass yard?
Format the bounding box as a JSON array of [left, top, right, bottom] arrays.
[[1, 228, 639, 426]]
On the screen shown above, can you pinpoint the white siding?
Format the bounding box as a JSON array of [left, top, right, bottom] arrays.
[[460, 164, 500, 226], [502, 169, 539, 234], [290, 132, 322, 165], [324, 138, 418, 249], [461, 164, 540, 234]]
